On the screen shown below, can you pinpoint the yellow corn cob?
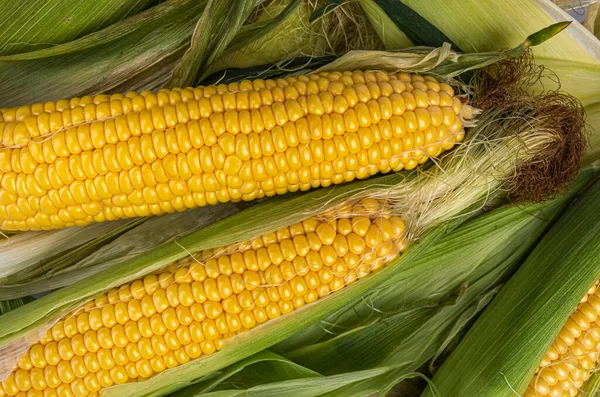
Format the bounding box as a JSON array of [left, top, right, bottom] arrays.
[[0, 70, 466, 231], [524, 281, 600, 397], [0, 198, 406, 397]]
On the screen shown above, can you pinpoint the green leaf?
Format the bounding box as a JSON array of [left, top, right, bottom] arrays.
[[0, 0, 205, 107], [309, 0, 349, 23], [315, 24, 563, 79], [0, 0, 154, 55], [0, 203, 240, 300], [0, 297, 34, 315], [357, 0, 413, 50], [372, 0, 459, 50], [422, 174, 600, 397], [0, 0, 202, 61], [168, 0, 257, 86]]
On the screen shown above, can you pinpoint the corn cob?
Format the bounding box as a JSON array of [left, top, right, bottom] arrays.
[[525, 281, 600, 397], [0, 198, 406, 397], [0, 70, 466, 231]]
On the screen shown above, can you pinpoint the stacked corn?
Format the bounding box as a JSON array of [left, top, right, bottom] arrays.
[[0, 198, 406, 396], [0, 71, 466, 231]]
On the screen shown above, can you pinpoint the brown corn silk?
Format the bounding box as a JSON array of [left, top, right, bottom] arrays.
[[0, 198, 407, 396], [0, 70, 468, 231], [525, 281, 600, 397]]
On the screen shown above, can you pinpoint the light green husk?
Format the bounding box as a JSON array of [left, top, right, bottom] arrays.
[[0, 219, 137, 280], [205, 0, 383, 80], [0, 0, 153, 55], [421, 167, 600, 397], [358, 0, 413, 49], [582, 370, 600, 396], [0, 204, 241, 300]]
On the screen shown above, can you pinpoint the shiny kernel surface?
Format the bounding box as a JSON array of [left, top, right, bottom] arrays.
[[0, 71, 467, 231], [525, 281, 600, 397], [1, 199, 407, 396]]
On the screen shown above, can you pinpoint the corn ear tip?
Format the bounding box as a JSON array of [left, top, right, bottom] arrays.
[[523, 21, 572, 48]]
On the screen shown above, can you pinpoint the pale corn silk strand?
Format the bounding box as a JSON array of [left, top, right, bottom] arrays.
[[525, 280, 600, 397], [0, 196, 410, 397], [0, 70, 467, 231]]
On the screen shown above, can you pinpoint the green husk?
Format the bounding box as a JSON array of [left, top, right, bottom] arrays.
[[422, 169, 600, 397], [0, 0, 206, 107], [0, 0, 153, 55], [0, 203, 241, 300], [0, 220, 138, 280], [315, 22, 570, 77], [208, 0, 384, 78], [208, 0, 327, 73], [358, 0, 413, 49], [582, 370, 600, 395], [168, 0, 258, 86]]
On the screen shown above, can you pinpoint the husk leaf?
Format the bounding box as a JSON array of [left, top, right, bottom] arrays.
[[357, 0, 413, 49], [0, 0, 153, 55], [0, 204, 241, 300], [168, 0, 258, 87], [422, 171, 600, 397], [0, 0, 206, 107], [0, 220, 138, 280]]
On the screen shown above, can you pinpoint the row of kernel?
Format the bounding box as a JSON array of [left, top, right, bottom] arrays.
[[0, 135, 460, 229], [0, 70, 452, 123], [0, 118, 460, 201], [1, 101, 462, 185], [0, 80, 457, 155], [0, 129, 458, 218], [0, 144, 421, 221], [0, 77, 458, 151], [0, 122, 460, 208]]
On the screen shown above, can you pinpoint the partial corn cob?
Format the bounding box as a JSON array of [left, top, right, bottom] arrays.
[[0, 198, 406, 397], [525, 281, 600, 397], [0, 70, 467, 231]]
